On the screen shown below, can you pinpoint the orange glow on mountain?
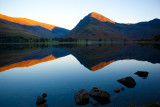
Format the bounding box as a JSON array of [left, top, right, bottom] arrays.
[[90, 12, 115, 24], [0, 55, 57, 72], [91, 60, 115, 71], [0, 14, 56, 31], [122, 23, 137, 25]]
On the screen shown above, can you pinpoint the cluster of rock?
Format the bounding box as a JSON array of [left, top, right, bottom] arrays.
[[36, 93, 48, 107], [117, 71, 149, 88], [74, 87, 110, 105], [113, 76, 136, 94], [74, 71, 149, 106]]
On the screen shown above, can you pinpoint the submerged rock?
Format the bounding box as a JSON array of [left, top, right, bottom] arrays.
[[42, 93, 47, 98], [90, 101, 100, 106], [36, 96, 47, 105], [89, 87, 110, 105], [114, 88, 120, 93], [74, 89, 89, 105], [117, 76, 136, 88], [37, 104, 48, 107], [135, 71, 149, 79], [121, 87, 125, 91]]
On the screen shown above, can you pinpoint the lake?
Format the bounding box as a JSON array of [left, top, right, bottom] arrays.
[[0, 43, 160, 107]]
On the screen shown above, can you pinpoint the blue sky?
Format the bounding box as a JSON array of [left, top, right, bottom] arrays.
[[0, 0, 160, 30]]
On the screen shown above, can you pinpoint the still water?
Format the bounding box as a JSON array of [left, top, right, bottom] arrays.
[[0, 43, 160, 107]]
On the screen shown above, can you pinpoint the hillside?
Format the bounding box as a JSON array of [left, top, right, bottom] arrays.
[[68, 12, 160, 41], [0, 14, 70, 39], [0, 19, 40, 42]]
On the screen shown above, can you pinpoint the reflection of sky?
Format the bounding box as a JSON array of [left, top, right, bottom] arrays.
[[0, 55, 160, 107]]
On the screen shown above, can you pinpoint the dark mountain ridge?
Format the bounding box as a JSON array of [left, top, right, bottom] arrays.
[[1, 12, 160, 41], [68, 12, 160, 40]]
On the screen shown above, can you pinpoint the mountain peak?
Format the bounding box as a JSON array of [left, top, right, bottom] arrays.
[[89, 12, 115, 24]]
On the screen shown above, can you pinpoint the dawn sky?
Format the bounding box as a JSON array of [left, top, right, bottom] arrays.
[[0, 0, 160, 30]]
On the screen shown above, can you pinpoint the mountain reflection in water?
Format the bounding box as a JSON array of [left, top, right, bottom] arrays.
[[0, 43, 160, 72]]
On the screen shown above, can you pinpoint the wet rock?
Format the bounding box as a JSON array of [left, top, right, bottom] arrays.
[[121, 87, 125, 91], [114, 88, 120, 93], [36, 96, 47, 105], [42, 93, 47, 98], [117, 76, 136, 88], [74, 89, 89, 105], [135, 71, 149, 79], [37, 104, 48, 107], [90, 101, 100, 106], [89, 87, 110, 105]]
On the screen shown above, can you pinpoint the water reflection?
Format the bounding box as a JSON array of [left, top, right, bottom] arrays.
[[0, 44, 69, 72], [0, 43, 160, 107], [67, 43, 160, 71], [0, 43, 160, 72]]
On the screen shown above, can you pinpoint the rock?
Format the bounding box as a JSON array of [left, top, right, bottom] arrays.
[[36, 96, 47, 105], [121, 87, 125, 91], [42, 93, 47, 98], [89, 87, 110, 105], [37, 104, 48, 107], [135, 71, 149, 79], [74, 89, 89, 105], [90, 101, 100, 106], [114, 88, 120, 93], [117, 76, 136, 88]]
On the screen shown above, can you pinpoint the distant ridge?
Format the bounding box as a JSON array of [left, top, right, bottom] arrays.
[[0, 13, 70, 38], [0, 14, 56, 31]]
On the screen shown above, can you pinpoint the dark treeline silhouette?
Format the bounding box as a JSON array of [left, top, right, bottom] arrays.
[[138, 34, 160, 42], [153, 34, 160, 41], [0, 36, 79, 43], [1, 34, 160, 44], [52, 37, 78, 42]]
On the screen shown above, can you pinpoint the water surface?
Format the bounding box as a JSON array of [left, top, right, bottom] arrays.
[[0, 43, 160, 107]]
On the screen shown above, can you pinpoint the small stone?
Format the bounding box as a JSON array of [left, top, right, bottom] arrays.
[[114, 88, 120, 93], [74, 89, 89, 105], [42, 93, 47, 98], [121, 87, 125, 91]]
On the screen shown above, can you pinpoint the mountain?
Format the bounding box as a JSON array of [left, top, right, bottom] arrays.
[[0, 14, 70, 39], [68, 12, 160, 40], [1, 12, 160, 41], [0, 19, 41, 42]]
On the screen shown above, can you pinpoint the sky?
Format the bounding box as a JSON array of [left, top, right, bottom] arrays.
[[0, 0, 160, 30]]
